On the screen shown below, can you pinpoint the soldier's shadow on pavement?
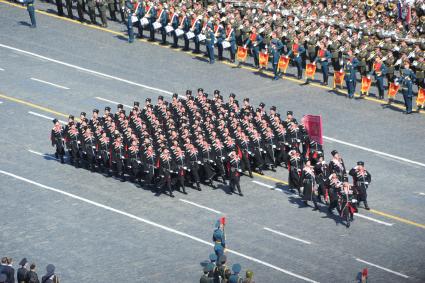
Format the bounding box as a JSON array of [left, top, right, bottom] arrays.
[[115, 35, 129, 42], [328, 89, 348, 98], [18, 21, 32, 27], [45, 8, 59, 15], [320, 209, 348, 227], [213, 183, 232, 195], [253, 70, 273, 79], [192, 56, 210, 63], [381, 103, 406, 113]]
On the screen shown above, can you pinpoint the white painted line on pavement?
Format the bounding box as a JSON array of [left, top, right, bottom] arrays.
[[28, 111, 66, 124], [323, 136, 425, 168], [95, 97, 132, 108], [0, 67, 4, 71], [0, 169, 319, 283], [0, 43, 173, 96], [179, 199, 223, 214], [0, 101, 3, 104], [28, 149, 59, 161], [252, 180, 285, 192], [264, 227, 312, 245], [354, 213, 394, 226], [252, 180, 274, 189], [418, 192, 425, 196], [30, 77, 70, 90], [355, 258, 409, 279]]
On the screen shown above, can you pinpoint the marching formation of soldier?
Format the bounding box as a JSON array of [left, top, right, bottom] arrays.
[[46, 0, 425, 112], [50, 89, 372, 225]]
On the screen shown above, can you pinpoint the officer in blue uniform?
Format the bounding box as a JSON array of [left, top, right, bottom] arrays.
[[147, 2, 157, 41], [341, 50, 359, 98], [181, 11, 190, 51], [212, 220, 226, 258], [159, 3, 168, 45], [226, 20, 236, 63], [205, 20, 215, 64], [269, 31, 283, 80], [193, 15, 202, 54], [169, 7, 179, 48], [229, 263, 242, 283], [125, 0, 135, 43], [314, 42, 332, 85], [216, 20, 225, 61], [22, 0, 37, 28], [398, 61, 417, 114], [287, 37, 305, 79], [369, 56, 388, 99], [135, 0, 145, 38], [244, 26, 263, 69]]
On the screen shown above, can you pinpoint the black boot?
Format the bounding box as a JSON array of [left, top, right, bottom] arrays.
[[197, 182, 201, 191], [364, 201, 370, 210]]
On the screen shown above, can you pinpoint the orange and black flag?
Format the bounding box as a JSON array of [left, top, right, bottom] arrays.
[[259, 52, 269, 67], [278, 56, 290, 73], [333, 71, 345, 88], [305, 63, 316, 79], [361, 76, 372, 95], [237, 46, 248, 62], [387, 82, 400, 99], [417, 88, 425, 107]]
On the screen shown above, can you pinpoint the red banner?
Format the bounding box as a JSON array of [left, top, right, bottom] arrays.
[[236, 46, 247, 62], [333, 71, 345, 88], [278, 56, 290, 73], [417, 88, 425, 107], [387, 82, 399, 99], [305, 63, 316, 79], [302, 115, 323, 145], [361, 76, 372, 94], [259, 52, 269, 67]]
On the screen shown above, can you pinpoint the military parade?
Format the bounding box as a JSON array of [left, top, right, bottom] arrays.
[[2, 0, 425, 282], [25, 0, 425, 114], [50, 90, 372, 228]]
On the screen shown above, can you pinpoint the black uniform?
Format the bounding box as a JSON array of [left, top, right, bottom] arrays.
[[229, 155, 243, 195], [349, 166, 372, 209], [51, 124, 65, 163]]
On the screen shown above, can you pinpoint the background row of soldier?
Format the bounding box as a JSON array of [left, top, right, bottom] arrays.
[[44, 0, 425, 96], [51, 89, 322, 198]]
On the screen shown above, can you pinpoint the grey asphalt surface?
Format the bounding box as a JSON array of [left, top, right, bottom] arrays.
[[1, 3, 425, 283]]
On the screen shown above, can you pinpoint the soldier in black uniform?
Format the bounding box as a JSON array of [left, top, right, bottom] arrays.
[[51, 119, 65, 163], [300, 160, 319, 210], [329, 150, 347, 181], [82, 127, 98, 172], [228, 150, 243, 196], [237, 132, 253, 178], [158, 148, 175, 197], [288, 148, 302, 195], [174, 147, 188, 194], [187, 143, 202, 191], [349, 161, 372, 210], [111, 134, 126, 181], [326, 173, 343, 214], [142, 144, 157, 188], [127, 139, 142, 182], [67, 122, 81, 168], [98, 131, 111, 175]]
